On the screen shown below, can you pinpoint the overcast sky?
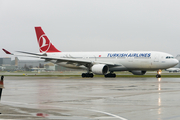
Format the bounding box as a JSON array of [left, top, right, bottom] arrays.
[[1, 0, 180, 60]]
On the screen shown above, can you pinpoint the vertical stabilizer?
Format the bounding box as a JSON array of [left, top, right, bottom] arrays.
[[35, 27, 61, 53]]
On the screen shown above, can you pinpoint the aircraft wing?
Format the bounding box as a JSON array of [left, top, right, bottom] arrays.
[[39, 56, 117, 66], [2, 49, 118, 66], [16, 51, 47, 56]]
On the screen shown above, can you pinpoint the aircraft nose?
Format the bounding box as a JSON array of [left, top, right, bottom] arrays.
[[173, 59, 179, 66]]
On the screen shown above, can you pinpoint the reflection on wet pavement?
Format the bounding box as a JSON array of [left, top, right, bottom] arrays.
[[1, 77, 180, 120]]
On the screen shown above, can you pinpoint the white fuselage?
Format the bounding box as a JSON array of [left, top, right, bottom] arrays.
[[44, 51, 178, 71], [166, 68, 180, 72]]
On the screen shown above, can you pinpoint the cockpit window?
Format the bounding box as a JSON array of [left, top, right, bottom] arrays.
[[166, 56, 174, 59]]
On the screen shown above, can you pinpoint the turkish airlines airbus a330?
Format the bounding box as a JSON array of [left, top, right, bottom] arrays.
[[3, 27, 179, 78]]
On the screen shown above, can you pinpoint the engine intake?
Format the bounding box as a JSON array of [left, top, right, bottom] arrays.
[[91, 64, 109, 75]]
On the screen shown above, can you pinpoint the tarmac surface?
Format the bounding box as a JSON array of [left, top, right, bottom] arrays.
[[1, 76, 180, 120]]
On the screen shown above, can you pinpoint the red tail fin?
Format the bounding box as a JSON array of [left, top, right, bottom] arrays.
[[35, 27, 61, 53]]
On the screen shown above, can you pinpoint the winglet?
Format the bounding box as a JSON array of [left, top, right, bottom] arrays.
[[2, 49, 13, 55]]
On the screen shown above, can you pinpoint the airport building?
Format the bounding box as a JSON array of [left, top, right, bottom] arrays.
[[0, 57, 16, 71], [0, 58, 11, 66], [0, 57, 75, 71]]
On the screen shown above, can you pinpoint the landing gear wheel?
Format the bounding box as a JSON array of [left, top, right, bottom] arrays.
[[89, 73, 94, 78], [104, 73, 116, 78], [156, 74, 161, 78], [81, 73, 94, 78], [82, 73, 86, 78]]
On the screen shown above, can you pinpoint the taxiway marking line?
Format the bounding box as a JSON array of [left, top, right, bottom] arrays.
[[2, 101, 128, 120]]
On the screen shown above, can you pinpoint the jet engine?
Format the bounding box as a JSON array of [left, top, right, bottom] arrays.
[[130, 70, 146, 75], [91, 64, 109, 75]]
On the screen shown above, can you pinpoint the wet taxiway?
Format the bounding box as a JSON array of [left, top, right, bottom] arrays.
[[1, 77, 180, 120]]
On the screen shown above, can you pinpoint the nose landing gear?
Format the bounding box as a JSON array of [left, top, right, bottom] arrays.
[[156, 70, 162, 78], [156, 74, 161, 78]]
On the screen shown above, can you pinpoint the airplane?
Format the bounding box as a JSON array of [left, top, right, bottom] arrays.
[[2, 27, 179, 78], [166, 68, 180, 72]]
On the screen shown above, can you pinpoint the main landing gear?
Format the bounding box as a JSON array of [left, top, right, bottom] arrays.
[[104, 72, 116, 78], [82, 64, 94, 78], [81, 73, 94, 78], [156, 70, 162, 78]]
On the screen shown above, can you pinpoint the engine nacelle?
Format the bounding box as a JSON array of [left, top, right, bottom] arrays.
[[130, 70, 146, 75], [91, 64, 109, 75]]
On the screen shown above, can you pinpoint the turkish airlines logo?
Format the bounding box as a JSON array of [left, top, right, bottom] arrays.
[[38, 34, 51, 52]]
